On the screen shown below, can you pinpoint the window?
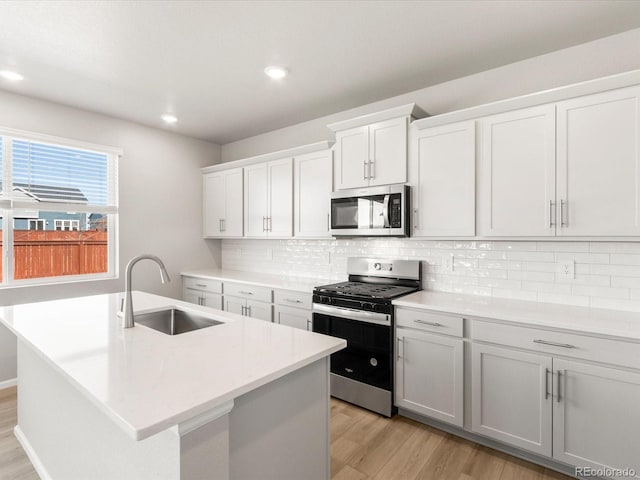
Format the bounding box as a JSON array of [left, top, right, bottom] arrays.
[[1, 128, 119, 286], [28, 219, 45, 231]]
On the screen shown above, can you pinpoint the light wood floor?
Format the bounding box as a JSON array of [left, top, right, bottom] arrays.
[[0, 387, 572, 480]]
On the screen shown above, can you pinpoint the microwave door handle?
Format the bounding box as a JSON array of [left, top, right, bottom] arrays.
[[383, 195, 390, 228]]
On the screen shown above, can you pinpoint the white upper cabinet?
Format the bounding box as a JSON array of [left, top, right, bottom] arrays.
[[556, 86, 640, 236], [410, 121, 476, 237], [478, 105, 556, 237], [203, 167, 243, 237], [330, 104, 425, 190], [294, 149, 333, 237], [244, 158, 293, 237]]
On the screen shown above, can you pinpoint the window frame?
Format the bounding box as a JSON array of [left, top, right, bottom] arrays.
[[0, 126, 120, 288], [28, 219, 46, 231]]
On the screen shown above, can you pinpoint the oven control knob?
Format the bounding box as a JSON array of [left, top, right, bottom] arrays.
[[362, 302, 373, 311], [374, 262, 381, 270]]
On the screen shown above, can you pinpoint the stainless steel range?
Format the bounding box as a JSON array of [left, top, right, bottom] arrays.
[[312, 258, 421, 417]]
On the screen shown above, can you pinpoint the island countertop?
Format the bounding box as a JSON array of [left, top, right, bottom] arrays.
[[0, 291, 345, 441]]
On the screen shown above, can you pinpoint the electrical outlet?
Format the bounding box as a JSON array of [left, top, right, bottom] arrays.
[[557, 259, 575, 280], [443, 254, 454, 273]]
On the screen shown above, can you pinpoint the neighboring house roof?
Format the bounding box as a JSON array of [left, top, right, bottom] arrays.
[[13, 183, 88, 203]]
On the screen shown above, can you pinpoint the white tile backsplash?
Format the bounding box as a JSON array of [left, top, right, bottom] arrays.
[[221, 238, 640, 312]]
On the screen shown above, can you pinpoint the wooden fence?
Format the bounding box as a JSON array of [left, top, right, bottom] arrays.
[[0, 230, 108, 281]]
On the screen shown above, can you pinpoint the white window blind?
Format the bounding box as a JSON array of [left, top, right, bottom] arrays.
[[11, 139, 110, 207]]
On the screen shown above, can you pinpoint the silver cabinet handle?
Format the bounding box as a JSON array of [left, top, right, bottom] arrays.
[[414, 319, 442, 327], [277, 312, 281, 324], [557, 370, 562, 403], [195, 283, 207, 288], [413, 208, 418, 230], [221, 218, 226, 232], [246, 305, 252, 317], [327, 213, 330, 232], [284, 299, 302, 304], [262, 216, 267, 232], [363, 159, 368, 179], [560, 199, 567, 227], [239, 291, 253, 295], [533, 339, 576, 349], [549, 200, 555, 228], [268, 216, 272, 232], [219, 218, 223, 232], [306, 319, 311, 331], [545, 368, 550, 400], [241, 305, 246, 316], [369, 160, 375, 179], [397, 337, 403, 359]]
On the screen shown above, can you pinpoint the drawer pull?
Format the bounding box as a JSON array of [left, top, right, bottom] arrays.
[[414, 319, 442, 327], [284, 298, 303, 304], [239, 291, 254, 295], [533, 339, 576, 349], [557, 370, 562, 403]]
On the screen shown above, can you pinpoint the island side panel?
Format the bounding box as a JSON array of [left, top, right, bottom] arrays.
[[15, 341, 181, 480], [229, 357, 331, 480]]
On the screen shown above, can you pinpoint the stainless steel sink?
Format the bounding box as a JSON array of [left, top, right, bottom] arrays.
[[135, 308, 223, 335]]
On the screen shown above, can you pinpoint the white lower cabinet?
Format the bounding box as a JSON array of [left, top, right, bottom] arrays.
[[553, 359, 640, 476], [471, 343, 552, 456], [395, 328, 464, 427], [225, 296, 272, 322], [274, 304, 311, 331], [181, 276, 223, 310], [472, 340, 640, 476]]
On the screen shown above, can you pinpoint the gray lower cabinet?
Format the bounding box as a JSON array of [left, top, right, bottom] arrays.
[[224, 296, 272, 322]]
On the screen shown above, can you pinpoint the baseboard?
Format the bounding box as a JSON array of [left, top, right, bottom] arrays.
[[399, 408, 579, 479], [14, 425, 51, 480], [0, 378, 17, 390]]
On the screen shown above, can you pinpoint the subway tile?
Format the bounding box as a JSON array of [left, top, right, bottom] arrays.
[[508, 270, 555, 282], [555, 252, 609, 264], [555, 274, 610, 286], [591, 264, 640, 277], [571, 285, 629, 299], [590, 242, 640, 254], [491, 289, 538, 302], [492, 242, 538, 251], [536, 242, 590, 252], [507, 251, 555, 262], [479, 259, 522, 270], [611, 276, 640, 288], [477, 278, 522, 289], [522, 282, 572, 294], [610, 254, 640, 266], [521, 261, 557, 273]]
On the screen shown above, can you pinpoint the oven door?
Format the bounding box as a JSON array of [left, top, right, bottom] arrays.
[[312, 304, 393, 391], [330, 184, 408, 236]]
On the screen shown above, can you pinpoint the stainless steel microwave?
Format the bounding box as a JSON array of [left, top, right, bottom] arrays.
[[330, 184, 410, 237]]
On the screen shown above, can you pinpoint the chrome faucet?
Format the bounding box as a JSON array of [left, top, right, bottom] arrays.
[[121, 254, 171, 328]]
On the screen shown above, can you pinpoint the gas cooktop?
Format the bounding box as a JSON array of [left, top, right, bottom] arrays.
[[314, 281, 419, 300]]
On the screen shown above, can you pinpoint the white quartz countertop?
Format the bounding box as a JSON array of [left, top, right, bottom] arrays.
[[180, 269, 335, 293], [393, 291, 640, 342], [0, 292, 345, 440]]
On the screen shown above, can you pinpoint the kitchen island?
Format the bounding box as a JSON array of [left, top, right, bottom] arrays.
[[0, 291, 345, 480]]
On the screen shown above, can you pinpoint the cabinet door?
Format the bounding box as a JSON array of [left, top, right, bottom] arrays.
[[471, 343, 552, 456], [222, 168, 243, 237], [274, 304, 311, 331], [267, 158, 293, 237], [202, 292, 223, 310], [225, 296, 246, 316], [410, 121, 475, 236], [183, 289, 201, 305], [395, 328, 464, 427], [294, 150, 332, 237], [479, 105, 556, 236], [368, 117, 407, 187], [246, 299, 272, 322], [335, 125, 369, 189], [553, 359, 640, 476], [203, 172, 225, 237], [557, 86, 640, 236], [243, 163, 269, 237]]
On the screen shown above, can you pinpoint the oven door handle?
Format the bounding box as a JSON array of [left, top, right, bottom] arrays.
[[312, 303, 391, 326]]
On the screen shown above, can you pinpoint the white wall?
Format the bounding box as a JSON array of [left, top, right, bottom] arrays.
[[221, 28, 640, 162], [0, 89, 222, 383]]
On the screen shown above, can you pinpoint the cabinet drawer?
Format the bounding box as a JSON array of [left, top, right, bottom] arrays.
[[273, 289, 312, 309], [471, 320, 640, 369], [224, 282, 272, 302], [182, 276, 222, 294], [396, 308, 463, 337]]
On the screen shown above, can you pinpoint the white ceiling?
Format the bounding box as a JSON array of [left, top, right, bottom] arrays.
[[1, 0, 640, 145]]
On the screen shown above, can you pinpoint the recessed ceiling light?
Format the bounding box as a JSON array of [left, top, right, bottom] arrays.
[[0, 70, 24, 81], [264, 66, 288, 79], [161, 114, 178, 124]]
